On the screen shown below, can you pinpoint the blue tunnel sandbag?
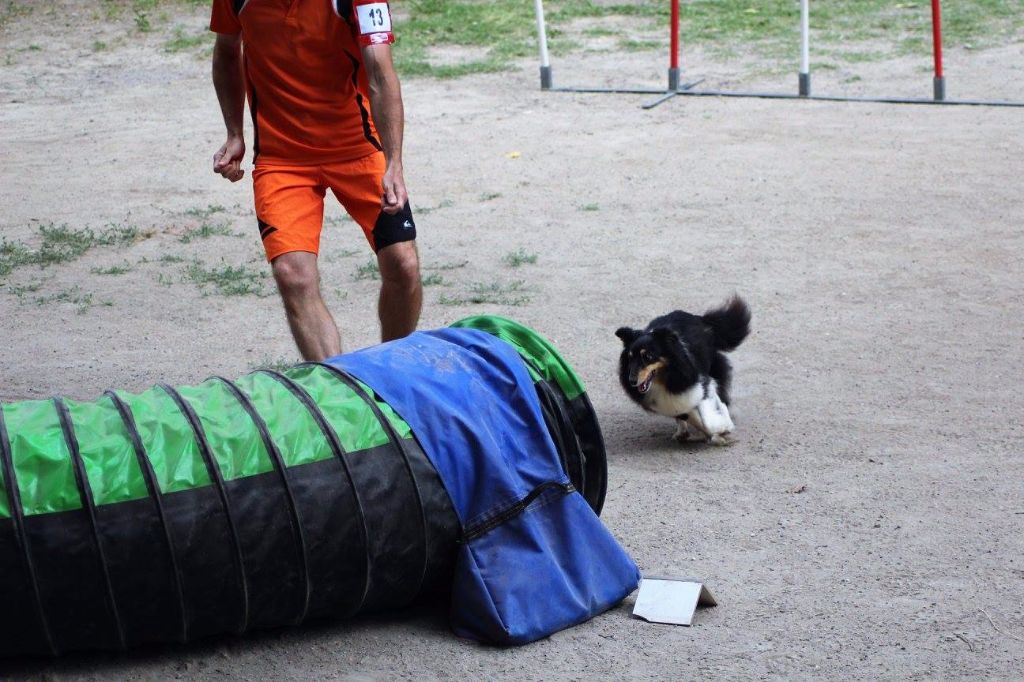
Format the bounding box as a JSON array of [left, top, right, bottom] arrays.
[[0, 317, 629, 656], [329, 325, 639, 644]]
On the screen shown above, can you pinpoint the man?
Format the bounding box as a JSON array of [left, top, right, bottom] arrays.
[[209, 0, 420, 361]]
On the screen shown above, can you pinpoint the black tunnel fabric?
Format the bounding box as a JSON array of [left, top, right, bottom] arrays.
[[0, 316, 609, 657]]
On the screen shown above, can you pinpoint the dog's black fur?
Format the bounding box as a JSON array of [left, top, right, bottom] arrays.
[[615, 296, 751, 443]]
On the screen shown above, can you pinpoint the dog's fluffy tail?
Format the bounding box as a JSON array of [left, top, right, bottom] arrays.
[[703, 295, 751, 352]]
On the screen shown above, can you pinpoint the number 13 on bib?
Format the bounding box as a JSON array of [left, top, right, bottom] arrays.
[[354, 1, 395, 46]]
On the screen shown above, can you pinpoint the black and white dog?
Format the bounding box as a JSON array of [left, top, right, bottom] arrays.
[[615, 296, 751, 445]]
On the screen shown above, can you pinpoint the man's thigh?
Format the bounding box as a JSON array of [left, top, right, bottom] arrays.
[[322, 153, 417, 253], [252, 165, 327, 261]]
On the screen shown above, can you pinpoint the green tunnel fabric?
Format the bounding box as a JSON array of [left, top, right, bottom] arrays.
[[451, 316, 585, 400], [0, 470, 8, 518], [66, 396, 149, 508], [0, 367, 419, 518], [4, 400, 83, 516]]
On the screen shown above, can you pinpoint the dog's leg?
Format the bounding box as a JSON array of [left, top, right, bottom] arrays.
[[673, 417, 693, 443], [694, 385, 736, 446]]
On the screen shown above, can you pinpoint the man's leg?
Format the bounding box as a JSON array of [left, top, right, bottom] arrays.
[[253, 164, 338, 360], [323, 152, 421, 343], [271, 251, 342, 361], [377, 240, 422, 342]]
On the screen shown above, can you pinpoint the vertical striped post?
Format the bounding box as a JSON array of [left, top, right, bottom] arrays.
[[534, 0, 552, 89], [799, 0, 810, 96], [669, 0, 680, 91], [931, 0, 945, 100]]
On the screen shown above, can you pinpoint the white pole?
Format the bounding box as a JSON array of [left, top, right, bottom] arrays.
[[799, 0, 810, 95], [534, 0, 552, 89]]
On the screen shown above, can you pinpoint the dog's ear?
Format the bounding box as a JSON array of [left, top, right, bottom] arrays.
[[654, 327, 698, 367], [615, 327, 638, 346]]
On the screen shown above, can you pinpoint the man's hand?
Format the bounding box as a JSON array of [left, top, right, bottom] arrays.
[[382, 161, 407, 214], [213, 135, 245, 182]]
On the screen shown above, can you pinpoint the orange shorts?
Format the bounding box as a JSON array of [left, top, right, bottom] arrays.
[[251, 152, 416, 261]]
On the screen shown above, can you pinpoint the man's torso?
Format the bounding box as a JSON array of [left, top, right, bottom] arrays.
[[212, 0, 392, 165]]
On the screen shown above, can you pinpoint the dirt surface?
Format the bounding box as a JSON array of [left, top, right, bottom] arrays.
[[2, 4, 1024, 680]]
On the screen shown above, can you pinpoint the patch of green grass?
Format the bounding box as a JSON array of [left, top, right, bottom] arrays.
[[842, 50, 887, 64], [618, 38, 662, 52], [424, 260, 469, 271], [415, 199, 455, 215], [133, 9, 151, 33], [0, 240, 32, 277], [185, 260, 270, 297], [480, 192, 502, 202], [421, 272, 447, 286], [91, 262, 133, 275], [180, 221, 236, 243], [0, 223, 144, 277], [96, 0, 207, 34], [33, 286, 112, 315], [7, 280, 45, 299], [502, 248, 538, 268], [394, 0, 539, 78], [184, 204, 227, 219], [164, 25, 211, 53], [324, 247, 362, 263], [439, 280, 531, 307], [139, 254, 185, 266], [0, 1, 34, 30], [354, 259, 380, 281], [579, 203, 600, 212], [251, 356, 297, 373], [93, 40, 109, 52]]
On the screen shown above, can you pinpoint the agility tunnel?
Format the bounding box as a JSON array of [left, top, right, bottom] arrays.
[[0, 316, 639, 656]]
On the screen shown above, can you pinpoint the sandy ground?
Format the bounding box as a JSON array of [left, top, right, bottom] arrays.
[[2, 3, 1024, 680]]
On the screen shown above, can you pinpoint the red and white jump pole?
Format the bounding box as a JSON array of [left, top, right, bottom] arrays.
[[931, 0, 946, 100], [668, 0, 680, 90], [535, 0, 552, 89]]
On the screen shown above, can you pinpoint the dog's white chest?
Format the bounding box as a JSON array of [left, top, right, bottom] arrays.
[[643, 377, 735, 439], [643, 381, 704, 417]]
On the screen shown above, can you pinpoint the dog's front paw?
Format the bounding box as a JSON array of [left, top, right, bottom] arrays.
[[707, 432, 736, 447]]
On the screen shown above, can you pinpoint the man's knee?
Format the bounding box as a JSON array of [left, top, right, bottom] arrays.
[[377, 241, 420, 288], [271, 252, 321, 301]]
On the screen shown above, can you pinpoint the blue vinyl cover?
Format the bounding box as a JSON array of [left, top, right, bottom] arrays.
[[325, 328, 640, 644]]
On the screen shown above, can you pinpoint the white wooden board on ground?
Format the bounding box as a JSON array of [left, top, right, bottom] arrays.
[[632, 577, 717, 626]]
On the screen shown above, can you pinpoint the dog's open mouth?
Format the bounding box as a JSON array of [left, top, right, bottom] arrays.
[[636, 372, 655, 394]]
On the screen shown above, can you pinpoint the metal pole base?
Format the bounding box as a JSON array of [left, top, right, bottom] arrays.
[[933, 76, 946, 101], [668, 67, 680, 92], [799, 72, 811, 97], [540, 65, 553, 90], [641, 77, 706, 110]]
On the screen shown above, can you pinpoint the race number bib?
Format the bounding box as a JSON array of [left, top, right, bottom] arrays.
[[356, 2, 392, 35]]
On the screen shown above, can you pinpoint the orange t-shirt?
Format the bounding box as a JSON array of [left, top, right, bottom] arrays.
[[210, 0, 396, 165]]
